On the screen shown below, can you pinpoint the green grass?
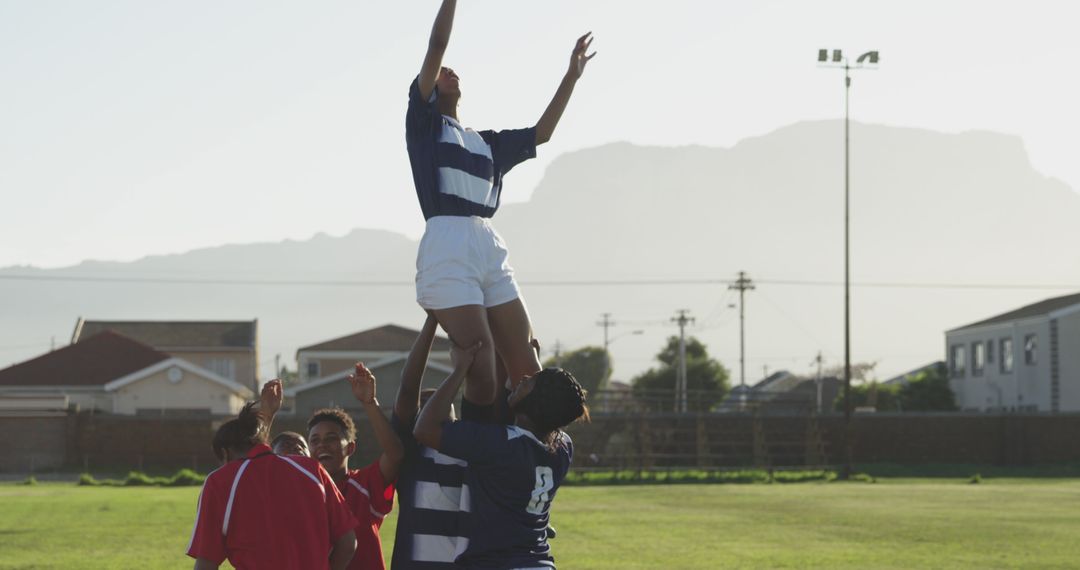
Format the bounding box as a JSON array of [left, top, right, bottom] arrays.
[[3, 480, 1080, 568]]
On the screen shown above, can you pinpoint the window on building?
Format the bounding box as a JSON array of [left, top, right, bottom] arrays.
[[1000, 338, 1013, 373], [205, 358, 236, 380], [1024, 335, 1037, 365], [306, 361, 320, 379], [972, 342, 985, 377], [986, 339, 994, 364], [950, 344, 966, 378]]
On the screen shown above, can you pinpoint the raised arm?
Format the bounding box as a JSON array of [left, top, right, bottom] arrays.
[[414, 341, 481, 450], [348, 363, 405, 483], [256, 379, 283, 435], [418, 0, 458, 101], [395, 312, 440, 424], [535, 32, 597, 145]]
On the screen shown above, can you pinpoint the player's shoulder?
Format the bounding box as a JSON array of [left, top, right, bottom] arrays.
[[203, 462, 238, 486], [282, 454, 322, 471], [271, 454, 328, 482]]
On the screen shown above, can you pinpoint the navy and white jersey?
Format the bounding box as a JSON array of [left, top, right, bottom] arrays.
[[390, 401, 498, 570], [390, 413, 469, 570], [439, 421, 573, 570], [405, 77, 537, 220]]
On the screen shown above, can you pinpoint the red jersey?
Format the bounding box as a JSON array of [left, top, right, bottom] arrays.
[[187, 444, 358, 569], [341, 462, 396, 570]]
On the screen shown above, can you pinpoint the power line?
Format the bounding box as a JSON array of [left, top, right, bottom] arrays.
[[0, 273, 1077, 291]]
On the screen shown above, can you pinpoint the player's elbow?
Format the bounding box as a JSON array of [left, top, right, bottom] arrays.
[[413, 424, 439, 450], [330, 531, 357, 570], [428, 36, 449, 53]]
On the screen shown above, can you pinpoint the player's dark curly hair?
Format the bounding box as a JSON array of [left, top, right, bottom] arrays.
[[308, 407, 357, 443], [212, 402, 268, 461], [271, 431, 307, 450], [514, 368, 590, 451]]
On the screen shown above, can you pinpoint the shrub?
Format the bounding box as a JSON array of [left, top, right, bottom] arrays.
[[167, 469, 205, 487]]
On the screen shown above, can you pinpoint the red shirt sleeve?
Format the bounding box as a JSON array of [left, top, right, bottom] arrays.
[[319, 463, 359, 542], [363, 461, 395, 524], [186, 473, 228, 564]]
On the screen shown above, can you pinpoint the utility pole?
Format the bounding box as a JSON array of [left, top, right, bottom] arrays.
[[671, 310, 695, 413], [598, 313, 614, 383], [553, 340, 563, 369], [813, 351, 824, 413], [274, 353, 281, 380], [728, 271, 755, 388]]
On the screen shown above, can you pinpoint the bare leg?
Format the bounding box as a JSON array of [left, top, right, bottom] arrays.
[[487, 298, 543, 390], [433, 305, 498, 405]]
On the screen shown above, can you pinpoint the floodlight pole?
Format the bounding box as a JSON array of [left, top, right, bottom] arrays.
[[817, 48, 878, 481], [843, 58, 853, 483]]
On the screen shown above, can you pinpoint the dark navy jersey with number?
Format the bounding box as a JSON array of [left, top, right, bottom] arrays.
[[438, 421, 572, 569]]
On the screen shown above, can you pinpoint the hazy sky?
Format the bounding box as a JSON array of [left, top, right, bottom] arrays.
[[3, 0, 1078, 270]]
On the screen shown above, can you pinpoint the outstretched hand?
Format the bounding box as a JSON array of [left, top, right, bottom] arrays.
[[348, 362, 377, 404], [568, 32, 597, 79], [260, 379, 283, 416]]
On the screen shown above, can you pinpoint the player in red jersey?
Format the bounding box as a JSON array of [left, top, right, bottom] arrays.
[[308, 363, 405, 570], [188, 380, 358, 570]]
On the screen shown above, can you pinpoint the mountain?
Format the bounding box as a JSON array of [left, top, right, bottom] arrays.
[[4, 121, 1078, 383]]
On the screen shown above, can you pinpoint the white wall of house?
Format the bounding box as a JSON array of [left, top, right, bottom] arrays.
[[169, 349, 256, 388], [297, 350, 452, 384], [111, 368, 247, 415], [947, 317, 1053, 412], [0, 387, 112, 412], [1053, 308, 1080, 411]]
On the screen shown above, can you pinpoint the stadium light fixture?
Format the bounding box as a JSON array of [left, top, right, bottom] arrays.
[[815, 47, 881, 481]]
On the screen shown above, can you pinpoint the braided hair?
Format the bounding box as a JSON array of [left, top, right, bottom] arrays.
[[212, 402, 268, 461], [515, 368, 590, 451]]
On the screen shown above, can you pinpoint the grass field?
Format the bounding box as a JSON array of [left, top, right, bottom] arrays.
[[2, 480, 1080, 569]]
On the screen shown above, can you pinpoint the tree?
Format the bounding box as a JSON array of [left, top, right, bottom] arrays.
[[543, 346, 610, 394], [823, 361, 879, 384], [631, 336, 729, 412], [277, 365, 298, 387], [898, 364, 957, 411], [834, 382, 900, 412]]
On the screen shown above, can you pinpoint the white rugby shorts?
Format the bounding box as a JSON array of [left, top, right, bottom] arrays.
[[416, 216, 521, 310]]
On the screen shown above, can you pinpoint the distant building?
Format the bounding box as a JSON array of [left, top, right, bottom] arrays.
[[719, 371, 842, 414], [72, 318, 259, 392], [0, 331, 254, 416], [288, 324, 454, 417], [882, 362, 946, 386], [945, 292, 1080, 413]]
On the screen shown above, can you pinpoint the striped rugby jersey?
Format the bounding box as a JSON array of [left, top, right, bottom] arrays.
[[389, 412, 471, 570], [406, 77, 537, 220]]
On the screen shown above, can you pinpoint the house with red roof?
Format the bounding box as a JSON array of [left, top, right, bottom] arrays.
[[0, 331, 254, 417], [71, 318, 259, 393]]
